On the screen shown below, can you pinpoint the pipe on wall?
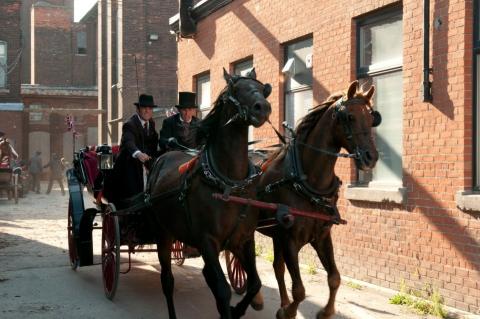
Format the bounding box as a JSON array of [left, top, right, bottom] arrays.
[[423, 0, 433, 102]]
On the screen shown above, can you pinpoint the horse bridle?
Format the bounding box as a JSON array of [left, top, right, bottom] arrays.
[[223, 76, 272, 125]]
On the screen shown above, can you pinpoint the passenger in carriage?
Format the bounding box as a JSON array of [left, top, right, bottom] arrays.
[[105, 94, 159, 202], [158, 91, 199, 154]]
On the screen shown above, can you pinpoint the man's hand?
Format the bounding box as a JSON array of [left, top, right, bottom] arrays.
[[137, 152, 151, 163], [167, 137, 178, 148]]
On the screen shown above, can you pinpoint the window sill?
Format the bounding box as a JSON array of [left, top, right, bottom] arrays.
[[345, 185, 406, 204], [0, 88, 10, 94], [455, 191, 480, 212]]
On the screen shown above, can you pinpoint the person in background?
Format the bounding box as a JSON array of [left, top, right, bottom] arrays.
[[158, 91, 200, 154], [44, 153, 65, 195], [28, 151, 43, 194]]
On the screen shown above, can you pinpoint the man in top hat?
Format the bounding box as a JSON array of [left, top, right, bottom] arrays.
[[159, 91, 199, 154], [105, 94, 159, 203]]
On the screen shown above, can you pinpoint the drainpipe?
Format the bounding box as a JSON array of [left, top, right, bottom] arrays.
[[423, 0, 433, 102]]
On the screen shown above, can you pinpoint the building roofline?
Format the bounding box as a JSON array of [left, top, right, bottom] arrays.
[[169, 0, 233, 32], [79, 2, 98, 23]]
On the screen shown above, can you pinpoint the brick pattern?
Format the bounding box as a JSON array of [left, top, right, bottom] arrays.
[[0, 0, 22, 102], [177, 0, 480, 313]]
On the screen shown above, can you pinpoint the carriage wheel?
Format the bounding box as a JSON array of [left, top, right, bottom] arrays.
[[13, 174, 18, 204], [171, 240, 185, 266], [102, 204, 120, 300], [67, 198, 79, 270], [225, 250, 247, 295]]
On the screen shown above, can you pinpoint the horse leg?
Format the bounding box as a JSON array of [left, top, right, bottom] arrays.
[[276, 240, 304, 319], [156, 237, 177, 319], [311, 231, 340, 319], [200, 237, 233, 319], [230, 239, 262, 317], [272, 236, 290, 307]]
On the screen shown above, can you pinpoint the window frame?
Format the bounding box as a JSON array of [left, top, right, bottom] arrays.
[[76, 31, 87, 55], [0, 41, 7, 88], [355, 5, 403, 187], [195, 71, 211, 119], [283, 36, 313, 128]]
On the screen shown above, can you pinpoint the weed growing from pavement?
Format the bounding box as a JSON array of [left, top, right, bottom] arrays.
[[389, 279, 447, 318], [306, 262, 317, 275], [345, 281, 363, 290], [255, 245, 263, 257], [265, 250, 274, 263]]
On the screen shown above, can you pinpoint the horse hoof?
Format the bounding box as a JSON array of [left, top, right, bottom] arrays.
[[276, 307, 296, 319], [316, 309, 334, 319], [250, 291, 264, 311], [250, 301, 264, 311]]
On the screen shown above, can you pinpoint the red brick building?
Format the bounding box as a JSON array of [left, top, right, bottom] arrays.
[[97, 0, 178, 145], [171, 0, 480, 313], [19, 0, 98, 164], [0, 0, 24, 152]]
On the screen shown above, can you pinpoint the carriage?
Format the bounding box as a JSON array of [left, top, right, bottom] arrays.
[[0, 166, 19, 204], [66, 143, 249, 299], [66, 144, 190, 299]]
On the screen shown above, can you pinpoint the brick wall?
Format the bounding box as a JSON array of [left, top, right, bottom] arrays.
[[176, 0, 480, 313], [0, 0, 22, 102]]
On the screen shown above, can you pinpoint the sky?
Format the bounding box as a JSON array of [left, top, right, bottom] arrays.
[[74, 0, 97, 22]]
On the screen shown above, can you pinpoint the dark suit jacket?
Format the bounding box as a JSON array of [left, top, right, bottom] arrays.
[[105, 115, 158, 202], [159, 113, 199, 153]]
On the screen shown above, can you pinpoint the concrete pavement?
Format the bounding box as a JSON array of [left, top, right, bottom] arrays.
[[0, 183, 478, 318]]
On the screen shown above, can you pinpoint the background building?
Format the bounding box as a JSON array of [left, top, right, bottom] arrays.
[[171, 0, 480, 313], [97, 0, 178, 145], [0, 0, 24, 153]]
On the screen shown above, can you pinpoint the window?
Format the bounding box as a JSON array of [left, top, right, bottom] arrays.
[[196, 73, 211, 119], [233, 58, 254, 144], [356, 8, 403, 187], [0, 41, 7, 88], [283, 38, 313, 128], [475, 0, 480, 188], [234, 59, 253, 76], [76, 31, 87, 55]]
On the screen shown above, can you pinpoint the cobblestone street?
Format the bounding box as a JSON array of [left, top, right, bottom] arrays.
[[0, 183, 477, 319]]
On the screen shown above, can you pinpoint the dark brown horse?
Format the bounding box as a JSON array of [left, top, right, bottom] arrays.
[[257, 81, 380, 319], [147, 68, 272, 319]]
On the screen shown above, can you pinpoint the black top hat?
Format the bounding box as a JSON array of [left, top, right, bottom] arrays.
[[0, 131, 4, 137], [134, 94, 157, 108], [176, 92, 198, 109]]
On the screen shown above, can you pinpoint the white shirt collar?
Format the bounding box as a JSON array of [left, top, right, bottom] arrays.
[[136, 114, 148, 128], [178, 113, 192, 124]]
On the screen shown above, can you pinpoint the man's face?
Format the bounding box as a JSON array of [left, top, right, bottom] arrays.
[[137, 106, 154, 121], [179, 107, 197, 123]]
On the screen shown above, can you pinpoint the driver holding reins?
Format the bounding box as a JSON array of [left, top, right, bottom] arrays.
[[105, 94, 159, 203]]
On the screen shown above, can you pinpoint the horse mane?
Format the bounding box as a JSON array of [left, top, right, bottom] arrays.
[[294, 93, 343, 141], [192, 87, 229, 145]]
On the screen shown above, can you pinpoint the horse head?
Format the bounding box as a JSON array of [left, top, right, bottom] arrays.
[[332, 80, 381, 170], [222, 68, 272, 127]]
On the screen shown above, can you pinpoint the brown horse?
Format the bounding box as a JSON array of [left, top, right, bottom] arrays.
[[257, 81, 380, 319], [146, 68, 272, 319], [0, 138, 17, 168]]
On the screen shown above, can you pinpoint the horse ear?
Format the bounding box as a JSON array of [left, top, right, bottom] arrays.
[[247, 68, 257, 80], [223, 68, 232, 83], [365, 85, 375, 101], [347, 80, 359, 99]]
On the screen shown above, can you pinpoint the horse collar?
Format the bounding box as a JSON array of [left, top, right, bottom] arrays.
[[286, 139, 341, 205], [200, 145, 262, 195]]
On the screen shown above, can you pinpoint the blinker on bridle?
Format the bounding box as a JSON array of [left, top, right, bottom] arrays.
[[223, 76, 272, 126], [333, 96, 382, 134]]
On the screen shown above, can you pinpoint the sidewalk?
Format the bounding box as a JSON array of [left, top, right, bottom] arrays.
[[0, 184, 479, 318]]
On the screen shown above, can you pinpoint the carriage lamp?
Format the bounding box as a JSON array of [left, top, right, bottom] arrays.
[[96, 144, 113, 170]]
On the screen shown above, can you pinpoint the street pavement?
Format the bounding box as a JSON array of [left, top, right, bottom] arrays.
[[0, 183, 478, 319]]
